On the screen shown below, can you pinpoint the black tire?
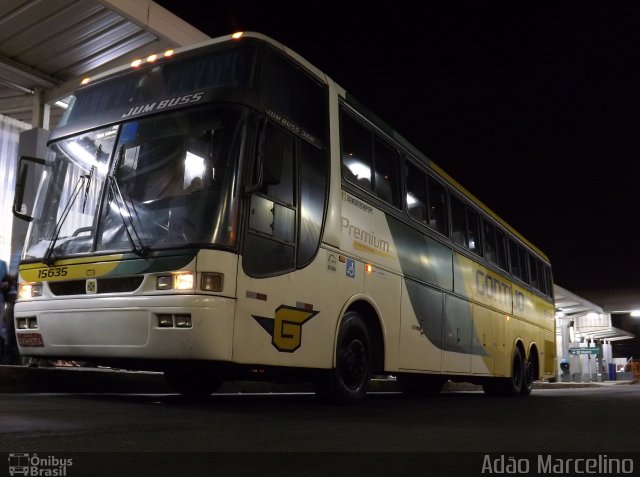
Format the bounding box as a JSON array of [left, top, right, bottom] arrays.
[[313, 311, 372, 403], [510, 346, 526, 396], [164, 365, 223, 398], [521, 351, 536, 396], [397, 374, 443, 397], [482, 347, 526, 397]]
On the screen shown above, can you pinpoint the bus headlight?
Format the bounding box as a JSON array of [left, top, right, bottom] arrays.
[[174, 273, 194, 290], [18, 282, 42, 300], [156, 273, 195, 290]]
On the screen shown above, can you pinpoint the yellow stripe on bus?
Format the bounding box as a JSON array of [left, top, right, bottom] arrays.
[[19, 255, 124, 282]]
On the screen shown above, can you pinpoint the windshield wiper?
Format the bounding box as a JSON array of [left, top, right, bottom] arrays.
[[42, 174, 89, 266], [106, 145, 147, 257], [81, 164, 96, 213], [43, 145, 103, 266]]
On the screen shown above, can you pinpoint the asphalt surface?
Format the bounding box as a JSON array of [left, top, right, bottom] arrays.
[[1, 384, 639, 477], [0, 364, 632, 394]]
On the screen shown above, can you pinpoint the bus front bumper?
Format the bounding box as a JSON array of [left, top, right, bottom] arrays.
[[14, 295, 235, 362]]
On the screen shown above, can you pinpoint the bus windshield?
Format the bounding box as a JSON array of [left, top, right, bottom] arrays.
[[24, 105, 245, 261]]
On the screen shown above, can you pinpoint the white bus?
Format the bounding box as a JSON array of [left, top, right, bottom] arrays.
[[13, 32, 555, 401]]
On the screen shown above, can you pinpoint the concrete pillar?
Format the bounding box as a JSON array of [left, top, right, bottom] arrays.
[[31, 88, 50, 130]]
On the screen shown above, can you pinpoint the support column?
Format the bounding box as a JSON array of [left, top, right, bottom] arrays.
[[31, 88, 50, 130]]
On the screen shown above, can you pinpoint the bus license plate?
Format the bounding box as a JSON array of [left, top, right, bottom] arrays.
[[17, 333, 44, 347]]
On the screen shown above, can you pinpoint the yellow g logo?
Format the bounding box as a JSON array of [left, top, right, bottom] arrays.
[[253, 305, 319, 353]]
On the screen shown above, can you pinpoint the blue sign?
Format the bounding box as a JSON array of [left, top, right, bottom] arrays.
[[346, 258, 355, 278]]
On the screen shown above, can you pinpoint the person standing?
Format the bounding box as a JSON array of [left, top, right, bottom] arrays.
[[0, 259, 7, 361], [1, 260, 19, 364]]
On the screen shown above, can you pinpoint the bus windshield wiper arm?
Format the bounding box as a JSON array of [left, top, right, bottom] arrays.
[[106, 145, 147, 257], [42, 174, 88, 266], [43, 145, 103, 266]]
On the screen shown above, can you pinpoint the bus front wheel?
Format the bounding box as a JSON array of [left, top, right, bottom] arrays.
[[313, 311, 372, 403]]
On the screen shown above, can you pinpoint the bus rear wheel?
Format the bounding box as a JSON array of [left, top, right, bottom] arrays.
[[164, 365, 223, 398], [483, 347, 526, 397], [521, 351, 536, 396], [313, 311, 372, 403]]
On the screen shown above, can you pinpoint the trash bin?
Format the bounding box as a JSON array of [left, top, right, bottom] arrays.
[[608, 363, 616, 381], [560, 359, 570, 382]]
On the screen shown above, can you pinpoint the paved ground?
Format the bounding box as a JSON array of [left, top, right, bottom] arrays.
[[0, 364, 634, 394], [1, 384, 638, 477]]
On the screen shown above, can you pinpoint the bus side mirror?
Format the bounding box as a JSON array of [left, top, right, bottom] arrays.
[[13, 127, 50, 222], [245, 119, 283, 195], [13, 156, 46, 222]]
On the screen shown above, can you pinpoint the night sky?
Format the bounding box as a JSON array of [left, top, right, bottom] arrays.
[[156, 2, 640, 297]]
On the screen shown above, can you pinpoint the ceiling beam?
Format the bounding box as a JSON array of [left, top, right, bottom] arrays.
[[96, 0, 209, 47], [0, 52, 58, 89]]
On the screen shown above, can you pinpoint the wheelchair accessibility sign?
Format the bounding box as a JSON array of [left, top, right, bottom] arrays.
[[346, 257, 356, 278]]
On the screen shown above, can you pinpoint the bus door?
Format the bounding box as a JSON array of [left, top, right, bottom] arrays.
[[234, 119, 328, 367]]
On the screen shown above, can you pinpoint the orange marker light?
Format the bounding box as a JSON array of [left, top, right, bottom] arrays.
[[231, 31, 244, 40], [131, 59, 142, 68], [147, 54, 157, 63], [164, 49, 175, 57], [80, 77, 90, 85], [366, 264, 373, 273]]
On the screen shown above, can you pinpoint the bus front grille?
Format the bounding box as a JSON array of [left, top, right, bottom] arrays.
[[48, 276, 144, 296]]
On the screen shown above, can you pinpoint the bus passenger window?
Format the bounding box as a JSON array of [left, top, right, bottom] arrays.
[[427, 175, 448, 235], [467, 208, 481, 255], [373, 137, 400, 206], [484, 220, 497, 264], [341, 113, 372, 191], [528, 254, 540, 290], [451, 196, 467, 247], [509, 239, 529, 283], [406, 162, 427, 223], [518, 246, 530, 284], [495, 228, 508, 271]]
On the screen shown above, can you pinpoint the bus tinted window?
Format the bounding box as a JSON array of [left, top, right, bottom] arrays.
[[544, 266, 553, 296], [528, 254, 540, 290], [406, 162, 427, 223], [509, 239, 524, 281], [484, 220, 497, 264], [427, 175, 448, 235], [509, 239, 531, 284], [261, 122, 295, 205], [467, 208, 481, 255], [451, 195, 481, 255], [374, 137, 400, 207], [341, 113, 373, 191], [341, 110, 401, 207], [518, 246, 530, 284], [528, 254, 549, 295], [298, 140, 327, 267], [495, 228, 509, 271], [260, 50, 326, 142], [61, 44, 257, 129], [451, 196, 467, 247]]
